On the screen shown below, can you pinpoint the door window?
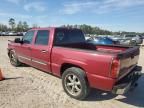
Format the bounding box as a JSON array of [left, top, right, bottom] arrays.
[[35, 30, 49, 45], [23, 31, 35, 44]]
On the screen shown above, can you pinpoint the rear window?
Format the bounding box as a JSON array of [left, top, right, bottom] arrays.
[[54, 28, 85, 45]]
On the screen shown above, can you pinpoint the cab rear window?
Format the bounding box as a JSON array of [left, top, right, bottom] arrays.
[[54, 28, 85, 46]]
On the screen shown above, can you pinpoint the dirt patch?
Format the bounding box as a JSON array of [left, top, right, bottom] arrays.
[[0, 36, 144, 108]]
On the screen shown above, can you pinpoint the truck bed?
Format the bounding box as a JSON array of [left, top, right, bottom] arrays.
[[54, 42, 140, 80], [56, 42, 139, 56]]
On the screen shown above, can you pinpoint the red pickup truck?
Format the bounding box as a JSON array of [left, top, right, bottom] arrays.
[[8, 27, 142, 100]]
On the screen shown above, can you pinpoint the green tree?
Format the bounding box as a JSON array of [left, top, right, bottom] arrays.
[[23, 21, 29, 31], [16, 21, 23, 32], [9, 18, 15, 31], [0, 23, 8, 32]]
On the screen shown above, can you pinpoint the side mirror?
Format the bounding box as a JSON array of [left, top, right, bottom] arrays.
[[14, 38, 22, 43]]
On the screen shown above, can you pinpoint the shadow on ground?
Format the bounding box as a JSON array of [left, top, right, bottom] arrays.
[[85, 89, 117, 101], [20, 64, 30, 67], [85, 74, 144, 107], [116, 75, 144, 108], [4, 77, 23, 80]]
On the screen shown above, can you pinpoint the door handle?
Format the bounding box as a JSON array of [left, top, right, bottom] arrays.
[[41, 50, 47, 53]]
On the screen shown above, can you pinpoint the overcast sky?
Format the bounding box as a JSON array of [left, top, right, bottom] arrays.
[[0, 0, 144, 32]]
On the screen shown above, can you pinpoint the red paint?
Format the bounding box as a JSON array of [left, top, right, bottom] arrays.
[[8, 27, 140, 91]]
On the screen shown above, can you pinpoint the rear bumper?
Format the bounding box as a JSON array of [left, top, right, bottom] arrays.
[[112, 66, 142, 94]]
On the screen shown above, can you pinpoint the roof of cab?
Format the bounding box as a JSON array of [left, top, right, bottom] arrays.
[[31, 27, 55, 30], [30, 27, 81, 31]]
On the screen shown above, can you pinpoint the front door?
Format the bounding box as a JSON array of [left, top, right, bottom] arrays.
[[17, 30, 35, 65], [31, 30, 51, 72]]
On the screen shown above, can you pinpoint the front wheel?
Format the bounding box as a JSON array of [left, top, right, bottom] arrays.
[[9, 50, 21, 67], [62, 67, 90, 100]]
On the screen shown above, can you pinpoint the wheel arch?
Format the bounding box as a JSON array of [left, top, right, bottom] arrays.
[[60, 63, 87, 78]]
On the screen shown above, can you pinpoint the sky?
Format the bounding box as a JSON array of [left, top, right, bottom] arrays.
[[0, 0, 144, 32]]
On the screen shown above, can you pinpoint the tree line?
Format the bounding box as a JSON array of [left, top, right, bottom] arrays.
[[0, 18, 39, 32], [0, 18, 144, 35], [61, 24, 144, 35], [61, 24, 112, 35], [0, 18, 29, 32]]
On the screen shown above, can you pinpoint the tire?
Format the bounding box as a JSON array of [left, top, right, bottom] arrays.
[[9, 50, 21, 67], [130, 40, 137, 46], [62, 67, 90, 100]]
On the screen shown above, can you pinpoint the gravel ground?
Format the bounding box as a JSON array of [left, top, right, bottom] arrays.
[[0, 36, 144, 108]]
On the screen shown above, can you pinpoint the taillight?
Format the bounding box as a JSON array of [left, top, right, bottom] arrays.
[[110, 58, 120, 78]]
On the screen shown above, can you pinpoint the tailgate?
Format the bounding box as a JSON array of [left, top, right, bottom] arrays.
[[117, 46, 140, 79]]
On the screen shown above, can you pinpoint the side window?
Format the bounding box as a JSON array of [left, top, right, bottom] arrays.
[[23, 31, 35, 44], [35, 30, 49, 45]]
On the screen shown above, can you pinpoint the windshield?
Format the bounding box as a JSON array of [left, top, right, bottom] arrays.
[[125, 35, 136, 38], [88, 37, 114, 45]]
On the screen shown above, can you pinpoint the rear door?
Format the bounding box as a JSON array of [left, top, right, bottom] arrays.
[[17, 30, 35, 65], [31, 30, 51, 72]]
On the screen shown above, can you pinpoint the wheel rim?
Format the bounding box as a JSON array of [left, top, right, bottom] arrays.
[[10, 53, 17, 64], [64, 74, 82, 96]]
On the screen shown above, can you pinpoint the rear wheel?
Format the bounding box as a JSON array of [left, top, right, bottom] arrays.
[[9, 50, 21, 67], [62, 67, 90, 100]]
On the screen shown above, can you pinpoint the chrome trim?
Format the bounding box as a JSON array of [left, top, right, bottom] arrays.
[[19, 56, 31, 61], [32, 59, 47, 65], [19, 55, 47, 65]]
